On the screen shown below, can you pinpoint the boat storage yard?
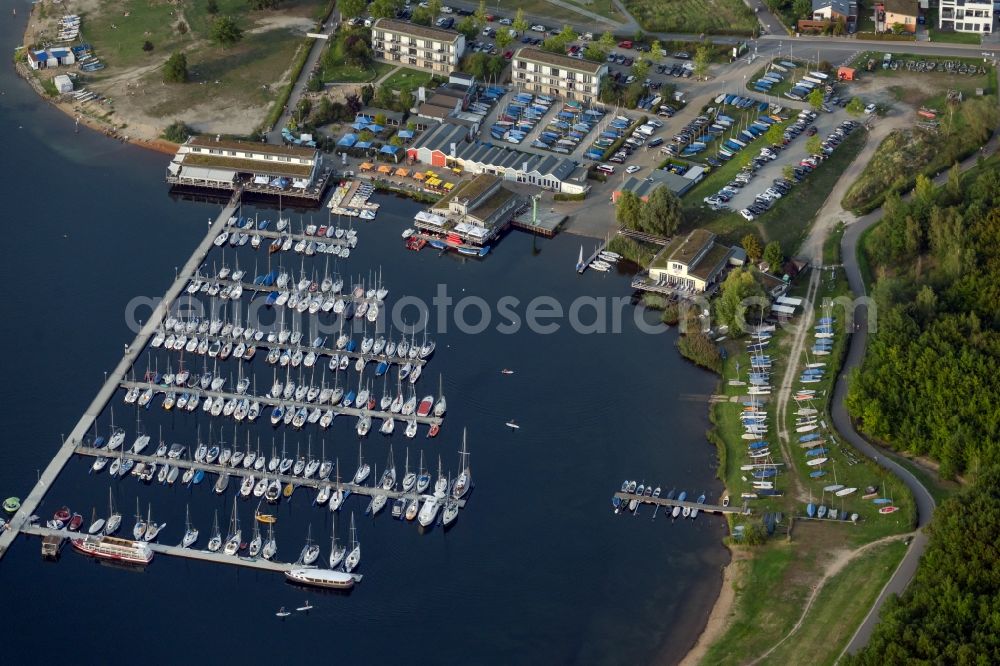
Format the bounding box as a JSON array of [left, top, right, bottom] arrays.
[[0, 182, 476, 587]]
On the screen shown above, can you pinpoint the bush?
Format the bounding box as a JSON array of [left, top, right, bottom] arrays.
[[661, 303, 679, 325], [607, 235, 657, 267], [161, 120, 194, 143], [855, 31, 916, 41], [142, 40, 154, 52], [162, 52, 188, 83], [553, 192, 586, 201], [211, 16, 243, 47]]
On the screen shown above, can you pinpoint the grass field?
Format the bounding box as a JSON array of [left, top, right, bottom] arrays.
[[624, 0, 757, 35], [321, 60, 393, 83], [757, 539, 908, 666], [145, 28, 305, 117], [483, 0, 592, 26], [928, 27, 982, 44], [82, 0, 192, 68], [380, 67, 434, 91]]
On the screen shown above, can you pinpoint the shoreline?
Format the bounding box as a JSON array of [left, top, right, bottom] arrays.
[[678, 551, 745, 665]]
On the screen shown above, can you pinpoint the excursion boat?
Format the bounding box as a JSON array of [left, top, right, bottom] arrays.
[[71, 535, 154, 565], [285, 568, 355, 590]]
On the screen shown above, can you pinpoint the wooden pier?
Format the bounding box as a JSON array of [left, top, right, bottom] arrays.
[[19, 525, 364, 580], [577, 239, 609, 275], [190, 275, 382, 308], [224, 221, 353, 248], [0, 192, 242, 560], [119, 380, 443, 426], [613, 492, 749, 515], [616, 226, 672, 245], [72, 444, 466, 508]]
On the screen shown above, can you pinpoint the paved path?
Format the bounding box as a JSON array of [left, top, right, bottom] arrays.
[[266, 13, 339, 143]]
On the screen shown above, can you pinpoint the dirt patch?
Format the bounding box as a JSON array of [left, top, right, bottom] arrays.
[[247, 15, 315, 35]]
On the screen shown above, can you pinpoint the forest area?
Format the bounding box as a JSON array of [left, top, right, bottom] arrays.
[[846, 160, 1000, 478]]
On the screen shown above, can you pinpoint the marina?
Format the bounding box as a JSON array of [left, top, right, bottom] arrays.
[[612, 490, 747, 516]]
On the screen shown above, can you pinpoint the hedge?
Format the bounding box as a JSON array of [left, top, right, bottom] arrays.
[[855, 32, 916, 41]]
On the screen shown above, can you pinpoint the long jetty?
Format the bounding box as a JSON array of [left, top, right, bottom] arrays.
[[73, 444, 465, 507], [0, 191, 242, 560], [19, 525, 363, 579], [119, 380, 443, 426], [613, 492, 749, 515]]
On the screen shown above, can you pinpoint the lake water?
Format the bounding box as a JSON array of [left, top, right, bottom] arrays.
[[0, 8, 727, 663]]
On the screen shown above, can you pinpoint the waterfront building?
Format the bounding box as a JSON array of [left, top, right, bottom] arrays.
[[648, 229, 735, 293]]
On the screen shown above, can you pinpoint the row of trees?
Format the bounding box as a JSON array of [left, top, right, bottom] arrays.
[[846, 162, 1000, 477], [615, 187, 683, 238], [846, 466, 1000, 664]]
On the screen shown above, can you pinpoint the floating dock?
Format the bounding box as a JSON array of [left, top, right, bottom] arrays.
[[20, 525, 363, 579], [0, 192, 241, 560], [510, 211, 566, 238], [613, 492, 748, 515], [577, 239, 609, 274], [119, 380, 443, 427], [73, 443, 465, 508]]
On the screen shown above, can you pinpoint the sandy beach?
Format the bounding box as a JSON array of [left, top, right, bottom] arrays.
[[679, 549, 748, 665]]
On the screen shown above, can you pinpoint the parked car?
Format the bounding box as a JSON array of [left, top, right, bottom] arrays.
[[625, 165, 641, 174], [530, 24, 546, 32], [440, 5, 453, 13], [503, 50, 513, 60], [864, 103, 877, 114], [618, 40, 633, 49], [740, 209, 755, 221], [499, 17, 512, 25]]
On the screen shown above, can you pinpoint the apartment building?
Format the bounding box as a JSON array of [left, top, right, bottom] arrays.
[[370, 18, 465, 74], [510, 48, 607, 103], [938, 0, 994, 33]]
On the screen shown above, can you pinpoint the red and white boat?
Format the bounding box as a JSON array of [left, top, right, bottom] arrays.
[[68, 513, 84, 532], [878, 506, 899, 514], [53, 506, 71, 523], [71, 535, 154, 565], [416, 395, 434, 417]]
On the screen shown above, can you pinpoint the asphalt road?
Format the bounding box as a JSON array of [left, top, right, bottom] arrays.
[[836, 101, 999, 655]]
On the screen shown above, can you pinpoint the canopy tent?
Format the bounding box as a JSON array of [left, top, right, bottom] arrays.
[[455, 222, 490, 239], [377, 165, 393, 174], [354, 140, 373, 149], [443, 182, 455, 190], [379, 144, 401, 155], [367, 124, 384, 133], [337, 133, 358, 147], [397, 130, 414, 139], [414, 211, 447, 227], [360, 162, 375, 171], [412, 172, 426, 181], [351, 122, 367, 131], [394, 168, 410, 177]]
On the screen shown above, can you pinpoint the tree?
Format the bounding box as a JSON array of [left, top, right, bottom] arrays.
[[398, 86, 414, 111], [807, 87, 824, 111], [763, 241, 783, 273], [457, 16, 478, 39], [584, 44, 606, 62], [339, 0, 366, 19], [715, 269, 766, 333], [512, 8, 529, 35], [641, 186, 682, 236], [558, 24, 577, 43], [494, 28, 513, 50], [632, 57, 650, 81], [163, 51, 188, 83], [370, 0, 401, 19], [693, 43, 712, 79], [375, 82, 394, 109], [765, 122, 785, 146], [427, 0, 442, 18], [486, 55, 506, 78], [142, 40, 154, 52], [207, 0, 219, 14], [846, 97, 865, 116], [741, 234, 763, 263], [358, 129, 374, 142], [806, 135, 823, 155], [390, 135, 404, 147], [464, 52, 488, 79], [306, 74, 324, 92], [211, 16, 243, 47], [248, 0, 284, 8], [474, 0, 488, 29], [793, 0, 812, 17], [411, 7, 432, 25], [615, 190, 642, 228], [598, 31, 615, 50], [161, 120, 193, 143], [649, 39, 662, 59], [832, 16, 846, 35]]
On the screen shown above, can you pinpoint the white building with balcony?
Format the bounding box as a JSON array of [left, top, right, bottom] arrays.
[[371, 19, 465, 74], [938, 0, 994, 33], [510, 48, 607, 103]]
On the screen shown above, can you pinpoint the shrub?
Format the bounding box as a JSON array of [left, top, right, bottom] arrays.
[[161, 120, 194, 143], [163, 52, 188, 83]]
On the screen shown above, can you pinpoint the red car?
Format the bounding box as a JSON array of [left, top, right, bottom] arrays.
[[504, 50, 514, 60], [618, 40, 633, 49], [486, 14, 495, 21]]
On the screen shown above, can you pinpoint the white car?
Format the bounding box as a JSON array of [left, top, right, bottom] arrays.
[[864, 103, 877, 114], [625, 165, 641, 174], [740, 209, 755, 221], [441, 5, 453, 13], [498, 17, 512, 25], [530, 24, 546, 32]]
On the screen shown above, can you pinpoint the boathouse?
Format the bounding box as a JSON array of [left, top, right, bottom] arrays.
[[166, 137, 328, 202], [648, 229, 735, 293], [416, 174, 522, 245]]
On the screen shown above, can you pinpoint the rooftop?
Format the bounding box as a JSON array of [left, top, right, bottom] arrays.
[[812, 0, 855, 15], [513, 48, 605, 74], [470, 187, 519, 222], [178, 153, 314, 178], [373, 18, 463, 43], [687, 244, 733, 281], [670, 229, 716, 266], [432, 174, 498, 210], [187, 136, 317, 159]]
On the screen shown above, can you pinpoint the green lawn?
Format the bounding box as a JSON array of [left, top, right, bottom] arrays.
[[560, 0, 625, 22], [758, 540, 909, 666], [484, 0, 592, 26], [381, 66, 434, 91], [929, 27, 982, 44], [625, 0, 758, 35], [321, 60, 393, 83], [82, 0, 192, 68]]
